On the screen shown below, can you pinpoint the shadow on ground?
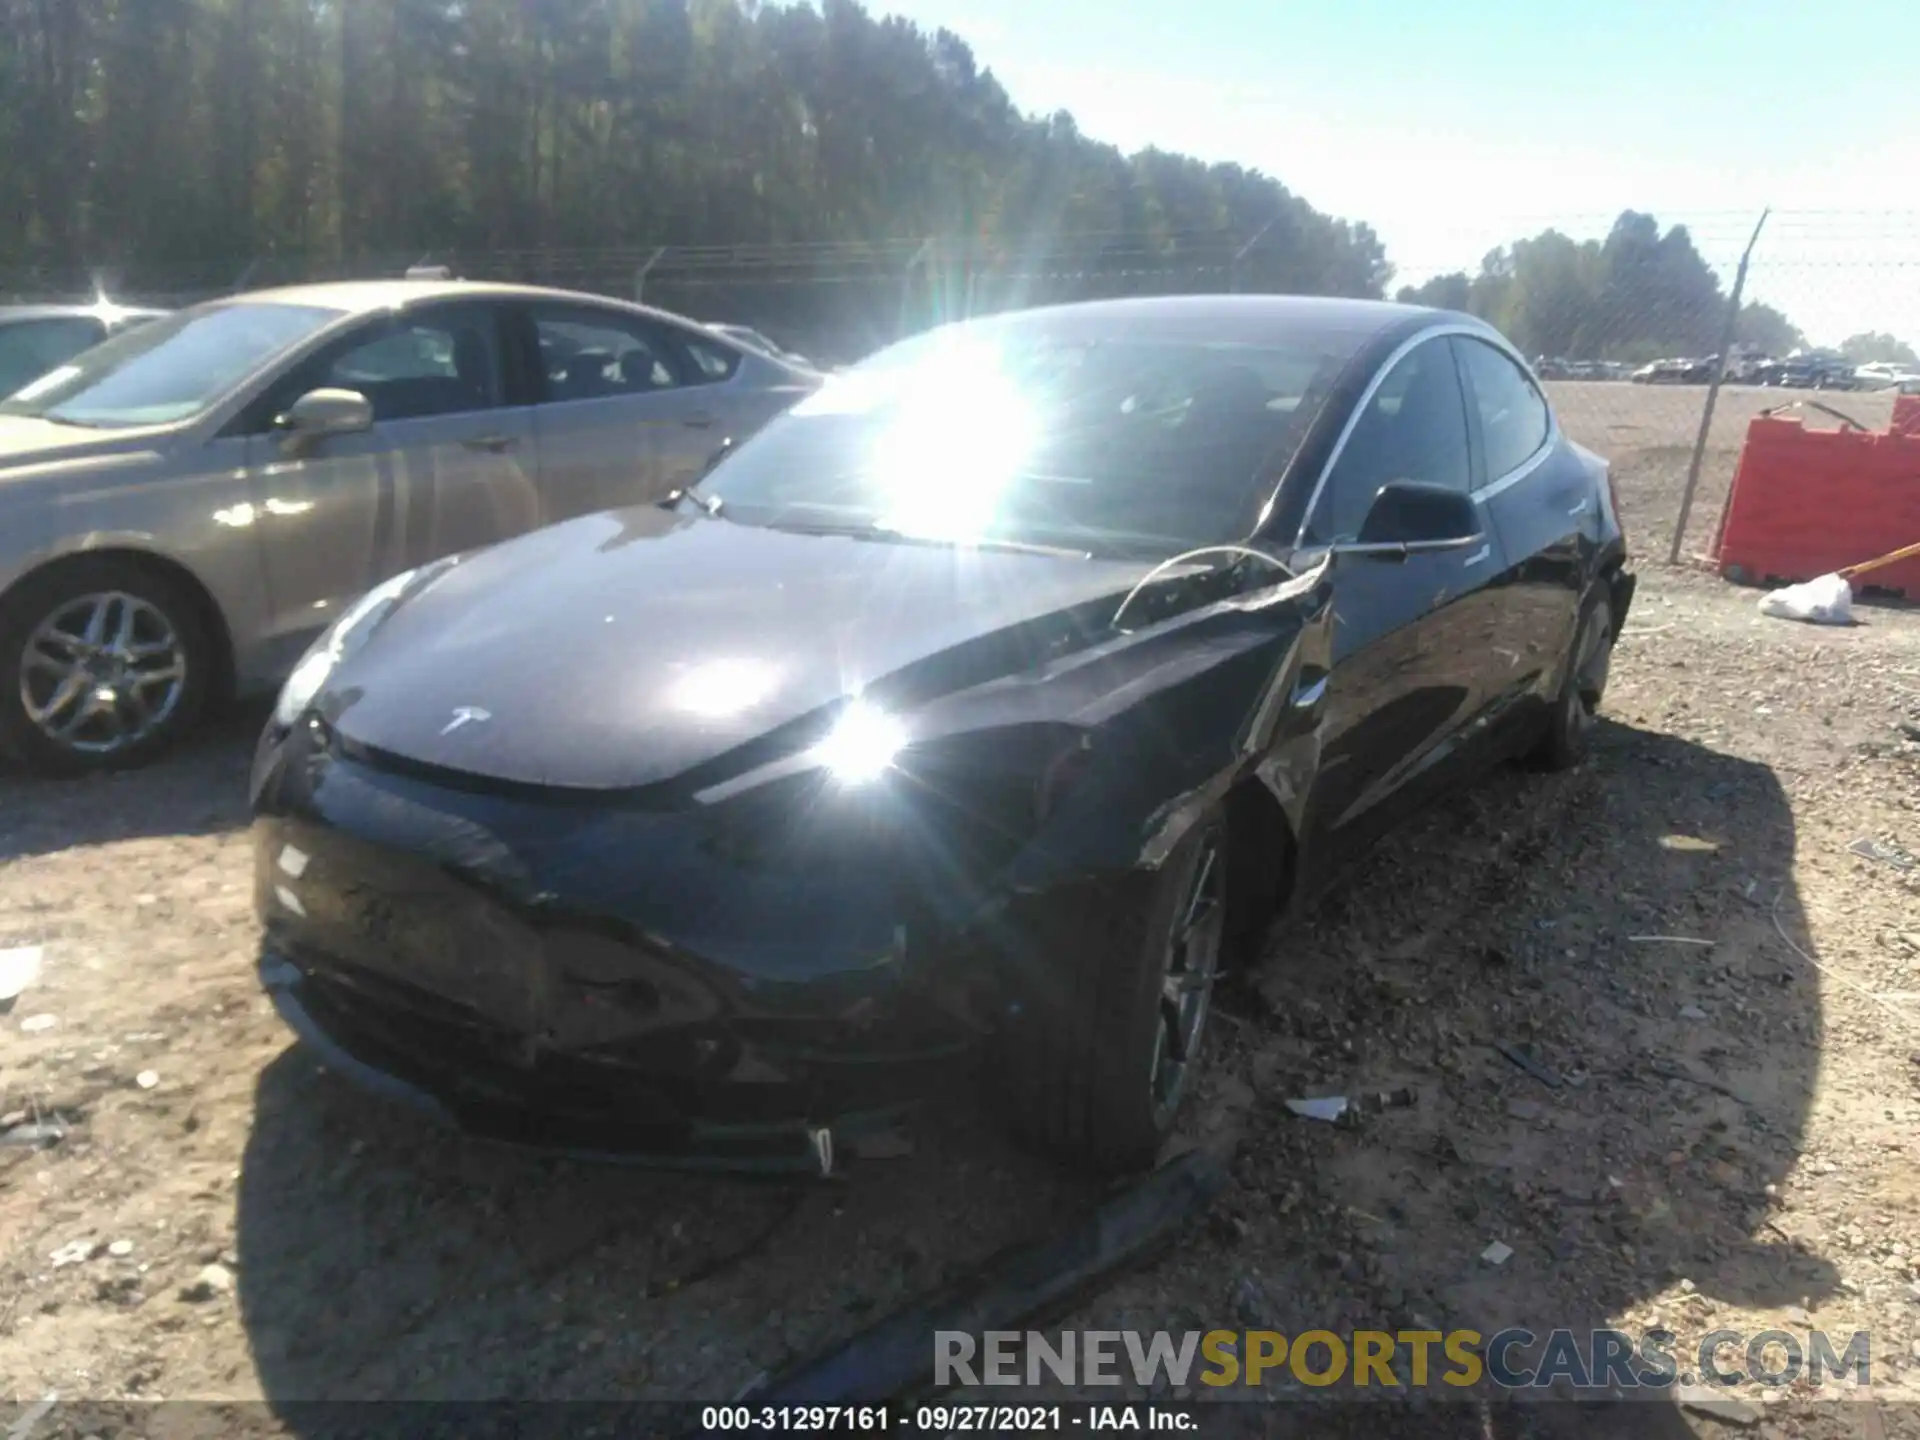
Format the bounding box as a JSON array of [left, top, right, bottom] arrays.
[[0, 699, 268, 862], [232, 716, 1828, 1429]]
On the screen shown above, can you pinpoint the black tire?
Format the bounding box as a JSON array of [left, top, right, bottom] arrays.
[[0, 557, 215, 774], [993, 817, 1227, 1173], [1530, 590, 1614, 772]]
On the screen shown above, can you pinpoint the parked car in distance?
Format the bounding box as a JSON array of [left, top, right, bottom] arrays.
[[1852, 360, 1920, 393], [1759, 352, 1857, 390], [0, 301, 168, 397], [706, 322, 816, 371], [250, 293, 1634, 1174], [0, 279, 821, 773]]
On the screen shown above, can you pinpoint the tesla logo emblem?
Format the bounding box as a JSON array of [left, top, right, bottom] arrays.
[[440, 706, 492, 736]]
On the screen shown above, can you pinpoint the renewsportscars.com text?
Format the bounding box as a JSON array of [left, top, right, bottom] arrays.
[[936, 1327, 1873, 1390]]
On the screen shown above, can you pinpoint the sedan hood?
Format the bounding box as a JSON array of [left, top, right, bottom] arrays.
[[0, 414, 176, 476], [327, 509, 1167, 791]]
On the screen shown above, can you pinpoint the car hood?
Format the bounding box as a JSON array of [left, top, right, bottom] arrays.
[[326, 508, 1176, 791], [0, 414, 175, 474]]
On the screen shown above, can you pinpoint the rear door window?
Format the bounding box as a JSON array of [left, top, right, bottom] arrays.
[[1453, 338, 1552, 486]]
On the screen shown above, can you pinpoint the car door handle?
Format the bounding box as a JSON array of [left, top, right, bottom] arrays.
[[683, 413, 719, 430], [461, 434, 520, 454], [1567, 498, 1590, 517], [1463, 543, 1491, 567]]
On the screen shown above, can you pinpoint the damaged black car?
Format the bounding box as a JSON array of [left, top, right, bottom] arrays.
[[250, 294, 1634, 1174]]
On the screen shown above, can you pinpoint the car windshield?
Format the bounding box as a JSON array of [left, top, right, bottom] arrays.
[[0, 301, 342, 428], [697, 320, 1351, 557]]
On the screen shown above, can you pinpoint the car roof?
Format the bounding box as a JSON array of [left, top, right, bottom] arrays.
[[226, 278, 685, 321], [0, 302, 170, 323], [933, 294, 1486, 361]]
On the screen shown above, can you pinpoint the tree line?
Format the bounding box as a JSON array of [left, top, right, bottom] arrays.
[[6, 0, 1866, 364], [0, 0, 1387, 299], [1395, 212, 1812, 364]]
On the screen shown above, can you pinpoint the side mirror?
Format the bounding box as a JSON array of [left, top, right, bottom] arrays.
[[1342, 481, 1481, 557], [274, 387, 372, 446]]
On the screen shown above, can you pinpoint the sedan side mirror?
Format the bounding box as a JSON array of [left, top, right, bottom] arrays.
[[1340, 481, 1482, 558], [274, 387, 372, 446]]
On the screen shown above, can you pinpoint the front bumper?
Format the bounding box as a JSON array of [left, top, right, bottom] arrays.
[[260, 950, 881, 1172], [250, 722, 1025, 1168]]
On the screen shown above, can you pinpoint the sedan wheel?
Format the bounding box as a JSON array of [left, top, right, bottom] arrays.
[[1148, 836, 1225, 1129], [995, 817, 1227, 1173], [1532, 592, 1614, 771], [0, 561, 212, 773]]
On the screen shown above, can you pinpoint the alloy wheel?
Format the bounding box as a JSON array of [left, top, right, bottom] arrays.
[[1148, 835, 1225, 1125], [17, 591, 189, 757]]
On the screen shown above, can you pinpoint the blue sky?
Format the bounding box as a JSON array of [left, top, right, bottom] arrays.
[[874, 0, 1918, 345]]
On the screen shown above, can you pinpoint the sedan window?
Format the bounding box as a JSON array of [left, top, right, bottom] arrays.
[[0, 317, 106, 396], [311, 315, 504, 422], [1453, 338, 1552, 484], [1307, 337, 1470, 544], [531, 309, 686, 401], [0, 302, 340, 428], [699, 322, 1350, 558]]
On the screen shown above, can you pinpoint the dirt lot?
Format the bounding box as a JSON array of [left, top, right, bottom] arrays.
[[4, 381, 1920, 1437]]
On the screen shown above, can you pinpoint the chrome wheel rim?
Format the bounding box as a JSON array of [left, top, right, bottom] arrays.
[[18, 591, 188, 756], [1149, 835, 1225, 1125]]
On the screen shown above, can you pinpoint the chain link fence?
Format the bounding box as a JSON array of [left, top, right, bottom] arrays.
[[4, 210, 1913, 560]]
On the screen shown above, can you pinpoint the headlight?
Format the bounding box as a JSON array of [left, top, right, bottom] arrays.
[[810, 700, 908, 784], [270, 563, 445, 728]]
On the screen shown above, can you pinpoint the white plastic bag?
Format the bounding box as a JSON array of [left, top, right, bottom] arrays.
[[1759, 572, 1852, 625]]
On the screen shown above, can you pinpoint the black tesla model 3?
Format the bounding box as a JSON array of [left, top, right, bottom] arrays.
[[250, 294, 1634, 1174]]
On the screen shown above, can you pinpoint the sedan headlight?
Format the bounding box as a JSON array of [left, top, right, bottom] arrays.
[[270, 562, 449, 728]]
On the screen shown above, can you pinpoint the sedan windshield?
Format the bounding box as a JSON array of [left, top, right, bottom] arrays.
[[0, 302, 342, 428], [698, 320, 1352, 558]]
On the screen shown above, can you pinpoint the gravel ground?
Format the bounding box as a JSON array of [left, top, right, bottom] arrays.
[[3, 381, 1919, 1438]]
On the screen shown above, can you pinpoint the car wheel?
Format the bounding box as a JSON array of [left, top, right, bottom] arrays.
[[0, 558, 213, 774], [994, 817, 1227, 1173], [1531, 591, 1614, 772]]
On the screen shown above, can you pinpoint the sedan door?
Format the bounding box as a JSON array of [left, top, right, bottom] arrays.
[[240, 303, 536, 661], [519, 302, 749, 523], [1292, 334, 1512, 892], [1451, 336, 1591, 730]]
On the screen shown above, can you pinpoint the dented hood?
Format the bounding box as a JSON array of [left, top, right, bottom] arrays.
[[326, 507, 1169, 790]]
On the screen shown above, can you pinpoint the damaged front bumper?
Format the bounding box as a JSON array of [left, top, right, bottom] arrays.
[[249, 720, 1051, 1171]]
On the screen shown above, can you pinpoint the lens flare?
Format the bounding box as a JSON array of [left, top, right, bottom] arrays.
[[812, 700, 907, 784]]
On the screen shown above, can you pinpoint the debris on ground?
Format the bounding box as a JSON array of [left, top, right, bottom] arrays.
[[0, 943, 41, 1010], [0, 1119, 67, 1148], [1759, 572, 1853, 626], [135, 1070, 160, 1090], [1480, 1241, 1514, 1267], [49, 1239, 100, 1268], [1676, 1386, 1766, 1426], [1847, 836, 1915, 871], [1659, 834, 1720, 854], [745, 1151, 1228, 1405], [178, 1262, 234, 1302], [1493, 1040, 1564, 1089], [17, 1012, 57, 1033], [1284, 1096, 1349, 1123]]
